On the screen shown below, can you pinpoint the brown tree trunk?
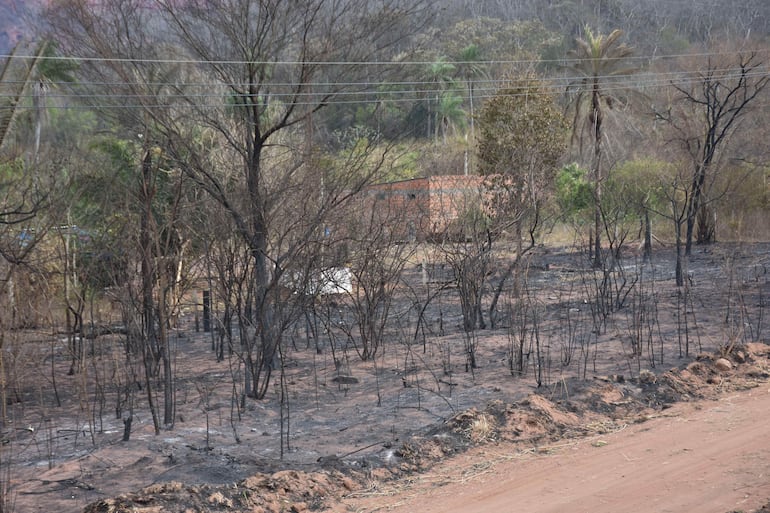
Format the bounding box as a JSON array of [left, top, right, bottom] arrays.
[[696, 203, 716, 244], [592, 87, 604, 269]]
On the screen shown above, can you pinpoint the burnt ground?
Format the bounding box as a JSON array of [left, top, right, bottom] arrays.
[[3, 242, 770, 513]]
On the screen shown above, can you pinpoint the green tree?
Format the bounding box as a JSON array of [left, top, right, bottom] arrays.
[[425, 57, 457, 142], [453, 44, 487, 174], [556, 162, 593, 222], [607, 158, 668, 261], [436, 90, 466, 145], [477, 73, 568, 326], [454, 44, 486, 143], [566, 27, 635, 268]]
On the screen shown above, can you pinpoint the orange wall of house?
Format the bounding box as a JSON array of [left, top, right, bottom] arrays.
[[360, 175, 483, 241], [427, 176, 483, 235]]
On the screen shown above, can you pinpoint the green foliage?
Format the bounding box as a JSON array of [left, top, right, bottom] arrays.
[[454, 44, 487, 92], [566, 27, 636, 149], [476, 73, 567, 241], [428, 57, 456, 83], [0, 157, 25, 182], [456, 44, 481, 65], [715, 163, 770, 239], [47, 107, 97, 147], [36, 40, 79, 84], [713, 162, 770, 215], [0, 157, 46, 226], [437, 90, 467, 136], [78, 135, 176, 233], [557, 158, 674, 225], [387, 146, 422, 182], [70, 133, 194, 290], [608, 158, 671, 215], [556, 163, 593, 221], [332, 125, 380, 152], [477, 74, 567, 184], [225, 92, 273, 125], [64, 137, 136, 260], [324, 130, 420, 185]]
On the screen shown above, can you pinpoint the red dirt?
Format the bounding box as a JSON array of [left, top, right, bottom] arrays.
[[343, 386, 770, 513], [15, 341, 767, 513]]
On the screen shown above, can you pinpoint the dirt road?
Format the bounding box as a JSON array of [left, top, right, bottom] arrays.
[[345, 386, 770, 513]]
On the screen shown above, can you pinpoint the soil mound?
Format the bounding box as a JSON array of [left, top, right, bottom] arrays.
[[84, 470, 357, 513], [82, 343, 770, 513]]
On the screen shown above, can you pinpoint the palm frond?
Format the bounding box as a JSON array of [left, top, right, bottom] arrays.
[[602, 29, 625, 51]]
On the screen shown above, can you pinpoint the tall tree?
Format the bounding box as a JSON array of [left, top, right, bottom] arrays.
[[425, 57, 457, 142], [454, 44, 486, 174], [45, 0, 433, 400], [0, 41, 52, 159], [42, 2, 201, 428], [0, 41, 73, 428], [659, 52, 769, 256], [566, 27, 635, 268], [436, 90, 466, 145], [454, 44, 486, 144], [477, 72, 567, 326]]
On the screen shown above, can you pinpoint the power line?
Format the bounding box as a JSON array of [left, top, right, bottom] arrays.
[[2, 65, 766, 92], [3, 46, 768, 112], [2, 48, 770, 67], [2, 67, 767, 110], [2, 63, 764, 89]]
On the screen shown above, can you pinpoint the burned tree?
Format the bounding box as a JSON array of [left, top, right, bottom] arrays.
[[45, 0, 433, 400], [659, 51, 769, 255]]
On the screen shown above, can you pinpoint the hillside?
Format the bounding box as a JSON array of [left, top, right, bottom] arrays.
[[0, 0, 44, 53]]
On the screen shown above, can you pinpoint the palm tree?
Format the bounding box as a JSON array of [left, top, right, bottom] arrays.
[[0, 42, 47, 153], [567, 27, 635, 268], [1, 41, 77, 161], [426, 57, 456, 142], [455, 44, 487, 143], [455, 44, 487, 175], [437, 90, 466, 144]]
